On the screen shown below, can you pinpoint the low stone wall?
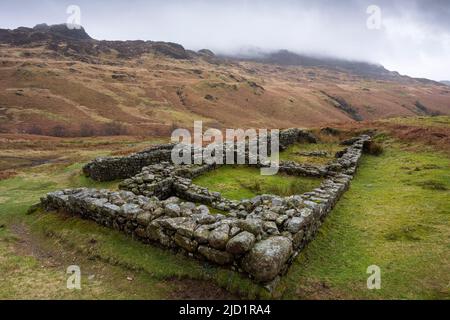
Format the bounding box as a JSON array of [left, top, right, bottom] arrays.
[[39, 170, 355, 285], [82, 144, 175, 181], [82, 128, 318, 182], [118, 136, 369, 208], [40, 134, 370, 287], [278, 128, 317, 150]]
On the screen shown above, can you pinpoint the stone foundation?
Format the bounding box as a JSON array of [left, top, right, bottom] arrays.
[[39, 130, 371, 287]]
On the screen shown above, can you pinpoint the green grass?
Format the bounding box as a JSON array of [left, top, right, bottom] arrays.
[[279, 141, 450, 299], [192, 166, 323, 200], [278, 142, 344, 165], [379, 115, 450, 128], [0, 161, 267, 299], [1, 130, 449, 299]]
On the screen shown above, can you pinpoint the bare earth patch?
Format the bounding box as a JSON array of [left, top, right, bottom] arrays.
[[9, 223, 62, 268]]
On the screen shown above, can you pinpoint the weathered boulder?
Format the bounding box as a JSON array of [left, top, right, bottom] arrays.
[[136, 212, 152, 226], [165, 203, 181, 217], [242, 236, 293, 282], [158, 217, 187, 230], [208, 224, 230, 249], [177, 219, 197, 238], [120, 203, 142, 216], [238, 218, 263, 235], [226, 231, 255, 255], [198, 246, 233, 265], [285, 217, 306, 233], [194, 225, 210, 244], [263, 221, 279, 235], [292, 230, 305, 249], [174, 233, 198, 252]]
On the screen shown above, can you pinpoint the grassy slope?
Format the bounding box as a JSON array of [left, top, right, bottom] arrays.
[[0, 124, 449, 299], [280, 140, 450, 299], [379, 116, 450, 128], [2, 46, 450, 136]]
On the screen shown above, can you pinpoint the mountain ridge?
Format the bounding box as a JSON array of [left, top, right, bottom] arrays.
[[0, 23, 449, 137], [0, 23, 440, 83]]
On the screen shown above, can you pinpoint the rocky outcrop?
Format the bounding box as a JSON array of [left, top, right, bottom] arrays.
[[0, 24, 192, 60]]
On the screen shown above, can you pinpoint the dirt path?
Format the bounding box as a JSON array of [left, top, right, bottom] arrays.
[[6, 222, 238, 299], [9, 223, 62, 267]]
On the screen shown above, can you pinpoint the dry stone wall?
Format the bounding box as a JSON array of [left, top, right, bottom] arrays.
[[82, 143, 175, 181], [82, 128, 317, 182], [40, 130, 371, 288]]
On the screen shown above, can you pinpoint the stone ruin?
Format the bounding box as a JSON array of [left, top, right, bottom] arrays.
[[39, 128, 371, 289]]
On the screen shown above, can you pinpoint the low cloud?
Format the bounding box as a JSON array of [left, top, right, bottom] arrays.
[[1, 0, 449, 80]]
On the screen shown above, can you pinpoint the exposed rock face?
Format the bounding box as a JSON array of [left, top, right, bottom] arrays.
[[242, 236, 293, 282], [0, 24, 192, 60], [39, 132, 370, 286]]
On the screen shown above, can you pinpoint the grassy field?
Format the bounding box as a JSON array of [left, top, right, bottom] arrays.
[[0, 121, 449, 299], [281, 138, 450, 299], [279, 142, 344, 165], [378, 115, 450, 128], [193, 166, 323, 200], [0, 136, 265, 299]]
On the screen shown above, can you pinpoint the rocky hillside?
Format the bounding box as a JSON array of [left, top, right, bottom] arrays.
[[0, 24, 449, 136]]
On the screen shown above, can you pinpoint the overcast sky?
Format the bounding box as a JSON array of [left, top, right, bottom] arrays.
[[1, 0, 449, 81]]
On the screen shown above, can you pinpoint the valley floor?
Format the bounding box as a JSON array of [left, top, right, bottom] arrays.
[[0, 118, 449, 299]]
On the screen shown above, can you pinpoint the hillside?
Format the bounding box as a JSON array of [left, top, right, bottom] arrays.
[[0, 24, 449, 137]]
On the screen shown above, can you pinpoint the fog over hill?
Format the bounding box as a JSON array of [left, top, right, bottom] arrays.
[[1, 0, 449, 81], [0, 22, 449, 137], [0, 23, 441, 84]]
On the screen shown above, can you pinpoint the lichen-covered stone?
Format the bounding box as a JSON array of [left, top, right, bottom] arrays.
[[174, 233, 198, 252], [198, 245, 233, 265], [263, 221, 279, 235], [285, 217, 306, 233], [164, 203, 181, 217], [226, 231, 255, 255], [208, 224, 230, 249], [176, 219, 197, 238], [238, 218, 263, 235], [136, 212, 152, 226], [194, 225, 210, 244], [242, 236, 293, 282]]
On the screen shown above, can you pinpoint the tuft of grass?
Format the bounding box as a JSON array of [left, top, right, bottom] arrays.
[[415, 180, 448, 191], [363, 141, 384, 156]]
